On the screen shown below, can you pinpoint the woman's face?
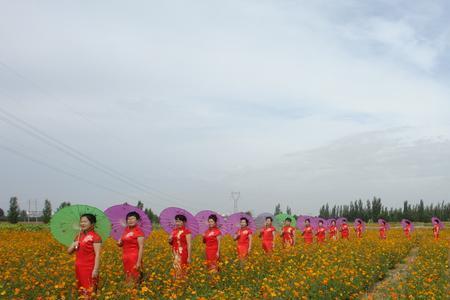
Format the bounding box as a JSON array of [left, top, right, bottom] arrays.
[[284, 220, 291, 226], [208, 218, 216, 228], [305, 220, 310, 225], [319, 222, 323, 227], [331, 221, 336, 226], [265, 219, 272, 226], [80, 216, 92, 231], [240, 220, 247, 228], [127, 216, 138, 227], [175, 219, 184, 228]]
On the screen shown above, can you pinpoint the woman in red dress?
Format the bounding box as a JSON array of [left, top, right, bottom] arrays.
[[379, 220, 387, 239], [355, 220, 363, 238], [404, 220, 412, 239], [233, 217, 252, 261], [340, 220, 349, 239], [168, 214, 192, 279], [203, 214, 222, 273], [328, 220, 337, 241], [301, 218, 314, 244], [260, 217, 276, 253], [433, 219, 440, 240], [68, 213, 102, 297], [117, 211, 145, 284], [316, 220, 326, 243], [281, 217, 295, 248]]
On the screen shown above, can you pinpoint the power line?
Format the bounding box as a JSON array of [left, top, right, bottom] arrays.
[[0, 102, 199, 211], [0, 60, 206, 211], [0, 143, 144, 201]]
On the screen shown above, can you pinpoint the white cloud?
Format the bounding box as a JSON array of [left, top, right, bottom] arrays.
[[0, 0, 449, 214]]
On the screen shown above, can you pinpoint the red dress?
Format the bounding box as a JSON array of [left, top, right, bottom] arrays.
[[74, 230, 102, 293], [329, 225, 337, 240], [171, 226, 191, 277], [379, 224, 387, 239], [281, 226, 295, 247], [404, 224, 411, 238], [261, 226, 276, 253], [341, 224, 349, 239], [302, 225, 313, 244], [433, 224, 440, 240], [203, 227, 221, 272], [356, 224, 363, 238], [236, 228, 252, 259], [121, 226, 144, 280], [316, 226, 326, 243]]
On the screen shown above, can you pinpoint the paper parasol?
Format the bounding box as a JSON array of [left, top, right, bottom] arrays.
[[336, 217, 348, 228], [195, 210, 231, 235], [354, 218, 366, 232], [432, 217, 444, 229], [296, 215, 314, 231], [104, 203, 152, 241], [401, 219, 414, 232], [327, 218, 337, 227], [254, 212, 275, 229], [274, 213, 296, 230], [311, 217, 327, 230], [378, 218, 390, 230], [50, 204, 111, 246], [227, 212, 256, 234], [159, 207, 199, 237]]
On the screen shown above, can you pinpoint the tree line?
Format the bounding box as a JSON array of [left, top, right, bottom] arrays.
[[2, 197, 160, 225], [318, 197, 450, 222], [3, 196, 448, 224]]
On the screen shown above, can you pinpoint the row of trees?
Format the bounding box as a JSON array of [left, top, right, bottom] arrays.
[[3, 196, 448, 224], [4, 197, 53, 224], [2, 197, 161, 225], [318, 197, 450, 222]]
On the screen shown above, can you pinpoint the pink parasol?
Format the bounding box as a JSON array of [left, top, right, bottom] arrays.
[[195, 210, 231, 235], [378, 218, 390, 230], [336, 217, 348, 228], [104, 203, 152, 241], [254, 212, 275, 229], [354, 218, 366, 232], [159, 207, 199, 237], [312, 217, 327, 230], [226, 212, 256, 234], [296, 215, 314, 231], [432, 217, 444, 229], [327, 218, 337, 227], [401, 219, 414, 232]]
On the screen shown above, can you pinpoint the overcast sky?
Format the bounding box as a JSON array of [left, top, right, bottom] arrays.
[[1, 0, 450, 216]]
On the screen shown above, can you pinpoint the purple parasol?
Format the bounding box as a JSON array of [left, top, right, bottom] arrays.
[[254, 213, 275, 229], [378, 218, 390, 230], [227, 212, 256, 234], [354, 218, 366, 232], [401, 219, 414, 232], [327, 218, 337, 227], [336, 217, 348, 228], [296, 215, 314, 231], [104, 203, 152, 241], [312, 217, 327, 230], [195, 210, 231, 235], [159, 207, 199, 237], [432, 217, 444, 229]]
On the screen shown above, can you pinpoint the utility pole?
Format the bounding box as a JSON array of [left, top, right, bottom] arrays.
[[231, 192, 240, 213]]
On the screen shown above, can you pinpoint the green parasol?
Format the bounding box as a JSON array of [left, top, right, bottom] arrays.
[[50, 204, 111, 246], [274, 213, 296, 230]]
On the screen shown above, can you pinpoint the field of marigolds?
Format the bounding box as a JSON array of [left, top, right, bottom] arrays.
[[0, 223, 448, 299]]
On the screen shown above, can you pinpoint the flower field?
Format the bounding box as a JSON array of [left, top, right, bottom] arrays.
[[0, 225, 447, 299]]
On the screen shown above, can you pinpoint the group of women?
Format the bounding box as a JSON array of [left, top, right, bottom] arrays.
[[66, 212, 444, 297]]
